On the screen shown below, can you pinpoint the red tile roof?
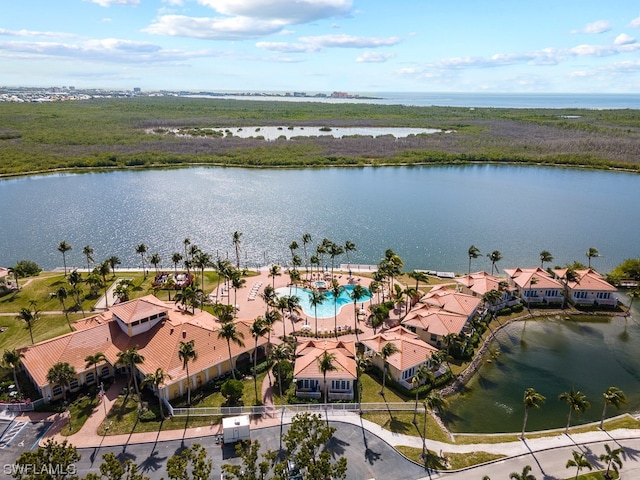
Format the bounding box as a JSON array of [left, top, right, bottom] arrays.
[[361, 326, 437, 371], [293, 340, 357, 380]]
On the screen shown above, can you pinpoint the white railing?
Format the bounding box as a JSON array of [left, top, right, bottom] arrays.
[[170, 402, 417, 417], [0, 398, 44, 412]]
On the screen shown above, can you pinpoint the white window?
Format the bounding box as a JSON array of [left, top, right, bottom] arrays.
[[597, 292, 611, 299], [53, 385, 63, 396], [574, 291, 588, 299], [545, 290, 558, 297], [70, 379, 79, 390], [86, 372, 95, 384], [101, 366, 110, 376]]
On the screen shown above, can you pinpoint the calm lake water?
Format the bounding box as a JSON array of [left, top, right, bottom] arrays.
[[1, 164, 639, 272], [446, 312, 640, 433]]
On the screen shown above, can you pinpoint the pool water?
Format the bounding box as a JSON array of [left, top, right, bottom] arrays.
[[275, 285, 372, 319]]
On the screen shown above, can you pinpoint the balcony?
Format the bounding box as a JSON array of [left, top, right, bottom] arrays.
[[329, 391, 354, 401], [296, 390, 321, 400]]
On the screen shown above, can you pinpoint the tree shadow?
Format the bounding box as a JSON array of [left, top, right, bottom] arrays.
[[139, 449, 167, 473], [521, 438, 554, 480], [326, 436, 349, 458]]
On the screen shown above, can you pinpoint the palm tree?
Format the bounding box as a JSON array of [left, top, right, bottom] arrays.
[[16, 303, 39, 344], [379, 342, 399, 395], [407, 271, 429, 297], [249, 317, 269, 401], [344, 240, 356, 270], [116, 347, 145, 410], [97, 261, 111, 284], [566, 450, 592, 479], [586, 247, 600, 268], [285, 294, 302, 333], [600, 386, 627, 429], [107, 255, 121, 274], [302, 233, 312, 278], [174, 285, 202, 314], [521, 387, 546, 438], [231, 273, 246, 314], [268, 264, 281, 290], [289, 240, 299, 265], [412, 364, 433, 424], [58, 241, 72, 276], [539, 250, 553, 269], [171, 252, 183, 274], [193, 251, 211, 299], [141, 368, 171, 419], [355, 353, 371, 412], [217, 321, 244, 380], [317, 351, 337, 404], [149, 253, 161, 274], [46, 362, 76, 403], [178, 340, 197, 405], [309, 290, 326, 338], [468, 245, 481, 274], [349, 284, 367, 342], [509, 464, 537, 480], [559, 387, 590, 433], [232, 231, 243, 269], [135, 243, 148, 277], [271, 342, 291, 398], [330, 280, 344, 339], [328, 242, 344, 278], [55, 286, 72, 331], [84, 352, 106, 384], [487, 250, 502, 275], [599, 443, 624, 479], [2, 349, 25, 399], [310, 254, 320, 279], [560, 268, 580, 309], [183, 237, 191, 261], [422, 391, 446, 461], [82, 245, 94, 273]]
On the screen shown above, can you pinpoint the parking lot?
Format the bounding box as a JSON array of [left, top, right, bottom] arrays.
[[0, 419, 53, 467]]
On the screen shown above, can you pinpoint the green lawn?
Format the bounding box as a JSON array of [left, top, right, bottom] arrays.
[[0, 313, 80, 351], [61, 394, 100, 436], [395, 445, 505, 470]]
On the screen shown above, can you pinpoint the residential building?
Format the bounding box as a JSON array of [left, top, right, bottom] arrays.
[[293, 339, 357, 401], [18, 295, 266, 403], [454, 271, 519, 311], [553, 268, 618, 307], [503, 267, 564, 305], [361, 326, 439, 389]]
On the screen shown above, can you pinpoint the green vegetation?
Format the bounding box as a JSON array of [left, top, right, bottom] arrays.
[[1, 97, 640, 177], [395, 445, 505, 470]]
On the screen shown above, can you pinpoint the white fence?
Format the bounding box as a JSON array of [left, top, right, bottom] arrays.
[[0, 398, 44, 412], [171, 402, 418, 417]]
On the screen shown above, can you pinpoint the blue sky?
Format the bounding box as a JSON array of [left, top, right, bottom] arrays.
[[2, 0, 640, 93]]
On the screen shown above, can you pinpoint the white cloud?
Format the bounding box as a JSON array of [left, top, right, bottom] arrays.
[[162, 0, 184, 5], [298, 34, 400, 48], [356, 51, 394, 63], [197, 0, 352, 24], [0, 28, 75, 38], [614, 33, 636, 45], [85, 0, 140, 6], [144, 15, 287, 39], [630, 17, 640, 28], [572, 20, 611, 34], [255, 41, 319, 53]]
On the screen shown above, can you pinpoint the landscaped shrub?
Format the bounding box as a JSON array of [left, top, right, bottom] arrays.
[[221, 379, 244, 406], [139, 410, 157, 422]]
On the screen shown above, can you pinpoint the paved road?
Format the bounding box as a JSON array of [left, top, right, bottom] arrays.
[[73, 421, 426, 480]]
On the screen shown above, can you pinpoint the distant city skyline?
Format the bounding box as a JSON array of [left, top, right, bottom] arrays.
[[2, 1, 640, 93]]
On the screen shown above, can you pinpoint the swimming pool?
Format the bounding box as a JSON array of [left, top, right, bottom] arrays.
[[275, 285, 372, 319]]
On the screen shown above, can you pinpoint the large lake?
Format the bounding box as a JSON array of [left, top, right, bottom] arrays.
[[1, 165, 639, 272]]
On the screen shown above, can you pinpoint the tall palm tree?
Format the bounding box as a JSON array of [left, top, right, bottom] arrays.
[[16, 303, 39, 344], [141, 368, 171, 419], [289, 240, 299, 266], [97, 260, 111, 284], [271, 343, 291, 399], [55, 286, 72, 331], [171, 252, 183, 274], [521, 387, 546, 438], [309, 254, 320, 279], [232, 231, 243, 269], [539, 250, 553, 269], [285, 294, 302, 333], [217, 321, 245, 380], [309, 290, 326, 338], [328, 242, 344, 278], [560, 268, 580, 309], [84, 352, 106, 384], [178, 340, 197, 405], [183, 237, 191, 261], [509, 464, 537, 480], [46, 362, 76, 403], [302, 233, 312, 278], [135, 243, 148, 277], [231, 273, 246, 313], [599, 443, 624, 479], [317, 351, 337, 404], [2, 349, 25, 399], [107, 256, 121, 274], [116, 347, 145, 411], [349, 284, 367, 342], [344, 240, 356, 270], [600, 386, 627, 429], [330, 280, 344, 339], [174, 285, 201, 314], [412, 364, 433, 424], [379, 342, 399, 395], [58, 241, 72, 276], [268, 264, 281, 290], [193, 251, 211, 299], [422, 391, 446, 461], [355, 353, 371, 412], [468, 245, 481, 274], [149, 253, 162, 274], [586, 247, 600, 268], [487, 250, 502, 275], [407, 271, 429, 297], [566, 450, 592, 479], [249, 317, 269, 401], [82, 245, 94, 273], [559, 387, 590, 433]]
